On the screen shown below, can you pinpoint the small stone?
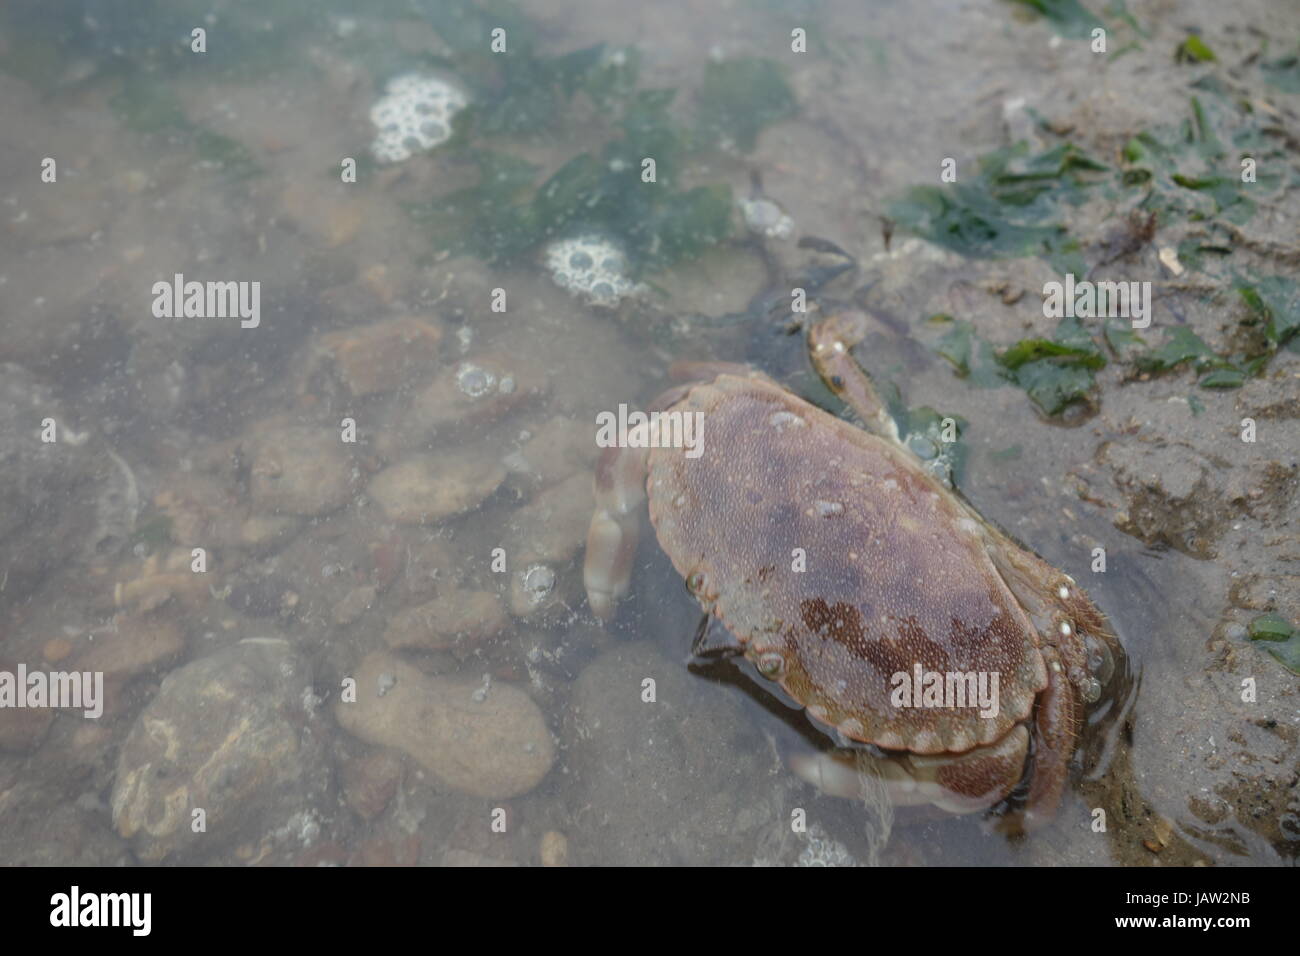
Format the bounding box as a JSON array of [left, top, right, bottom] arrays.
[[509, 472, 593, 564], [353, 834, 422, 866], [0, 696, 54, 753], [154, 473, 244, 550], [316, 317, 444, 397], [248, 426, 354, 517], [369, 454, 505, 524], [335, 652, 554, 799], [1158, 246, 1185, 276], [540, 830, 568, 867], [77, 611, 184, 680], [410, 353, 546, 434], [441, 848, 517, 867], [360, 264, 396, 304], [42, 638, 73, 663], [333, 585, 378, 626], [339, 749, 404, 820], [394, 538, 458, 601], [239, 514, 302, 554], [279, 180, 366, 248], [383, 589, 508, 651], [509, 416, 598, 488]]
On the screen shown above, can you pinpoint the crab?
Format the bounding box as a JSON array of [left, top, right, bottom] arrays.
[[583, 311, 1123, 830]]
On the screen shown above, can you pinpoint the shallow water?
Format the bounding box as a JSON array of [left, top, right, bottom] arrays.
[[0, 0, 1296, 866]]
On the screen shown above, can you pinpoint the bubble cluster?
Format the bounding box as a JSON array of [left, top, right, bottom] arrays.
[[456, 362, 496, 398], [543, 235, 645, 307], [369, 73, 468, 164], [519, 564, 557, 606]]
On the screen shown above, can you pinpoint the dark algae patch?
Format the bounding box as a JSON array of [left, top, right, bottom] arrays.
[[409, 42, 795, 272]]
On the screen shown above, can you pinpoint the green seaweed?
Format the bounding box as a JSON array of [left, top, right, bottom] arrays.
[[695, 57, 796, 151], [880, 381, 970, 487], [129, 513, 174, 549], [1103, 318, 1147, 359], [193, 130, 261, 180], [411, 44, 791, 271], [926, 315, 1108, 418], [996, 316, 1107, 416], [1261, 52, 1300, 93], [110, 74, 188, 132], [1005, 360, 1097, 416], [1007, 0, 1103, 38], [1237, 275, 1300, 346], [900, 69, 1298, 413], [888, 141, 1104, 273], [413, 104, 734, 270], [1250, 612, 1295, 642], [1132, 326, 1219, 372], [1249, 613, 1300, 675], [1197, 367, 1246, 388], [927, 317, 1010, 389], [109, 73, 261, 181], [1175, 34, 1217, 63]]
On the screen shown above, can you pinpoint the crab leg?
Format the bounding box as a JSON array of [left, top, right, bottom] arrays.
[[584, 442, 650, 621], [789, 724, 1029, 814], [584, 381, 712, 621], [1021, 647, 1079, 831], [807, 312, 901, 443]]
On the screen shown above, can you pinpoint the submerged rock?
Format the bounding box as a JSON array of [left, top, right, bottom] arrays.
[[248, 425, 355, 517], [563, 642, 778, 865], [506, 416, 598, 489], [383, 588, 508, 652], [110, 639, 331, 863], [75, 610, 185, 681], [335, 652, 553, 799], [508, 471, 593, 565], [368, 454, 505, 524], [313, 316, 444, 397], [410, 353, 547, 434], [0, 364, 100, 596]]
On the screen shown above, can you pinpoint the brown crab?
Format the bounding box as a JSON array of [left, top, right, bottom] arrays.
[[583, 311, 1123, 830]]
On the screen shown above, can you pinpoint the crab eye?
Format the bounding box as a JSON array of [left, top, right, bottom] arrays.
[[686, 570, 707, 595], [756, 651, 784, 679], [1080, 676, 1102, 704]]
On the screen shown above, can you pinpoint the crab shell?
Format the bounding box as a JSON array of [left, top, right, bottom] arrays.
[[588, 361, 1120, 826]]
